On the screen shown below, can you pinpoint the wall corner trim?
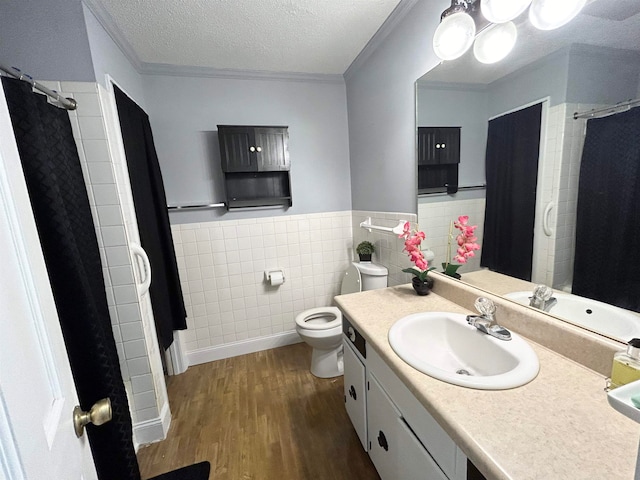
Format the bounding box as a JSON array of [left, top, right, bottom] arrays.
[[132, 401, 171, 450], [344, 0, 421, 81], [187, 331, 302, 366], [82, 0, 144, 72]]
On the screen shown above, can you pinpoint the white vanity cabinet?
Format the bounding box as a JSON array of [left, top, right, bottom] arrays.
[[343, 336, 367, 450], [367, 373, 448, 480], [343, 317, 471, 480]]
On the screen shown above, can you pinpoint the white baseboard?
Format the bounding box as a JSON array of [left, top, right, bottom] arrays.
[[187, 331, 302, 366], [132, 401, 171, 449]]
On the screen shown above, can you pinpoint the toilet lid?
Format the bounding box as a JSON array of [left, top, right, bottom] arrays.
[[340, 264, 362, 295], [295, 306, 342, 330]]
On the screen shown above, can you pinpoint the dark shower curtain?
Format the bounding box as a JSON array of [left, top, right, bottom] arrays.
[[2, 78, 140, 479], [573, 107, 640, 313], [113, 86, 186, 351], [481, 103, 542, 281]]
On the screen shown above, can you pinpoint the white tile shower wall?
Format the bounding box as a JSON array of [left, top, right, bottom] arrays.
[[48, 81, 162, 427], [97, 82, 169, 423], [551, 102, 597, 289], [351, 211, 417, 286], [171, 211, 353, 353], [417, 199, 485, 275], [533, 102, 565, 286]]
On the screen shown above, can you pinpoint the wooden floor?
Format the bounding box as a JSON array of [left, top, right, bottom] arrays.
[[137, 343, 379, 480]]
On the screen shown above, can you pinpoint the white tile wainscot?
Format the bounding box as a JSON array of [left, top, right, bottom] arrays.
[[171, 211, 354, 364]]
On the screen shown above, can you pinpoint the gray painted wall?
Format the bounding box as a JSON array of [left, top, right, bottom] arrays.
[[566, 45, 640, 105], [82, 4, 147, 108], [1, 0, 95, 82], [346, 0, 450, 214], [417, 85, 487, 188], [486, 49, 570, 118], [143, 75, 352, 223]]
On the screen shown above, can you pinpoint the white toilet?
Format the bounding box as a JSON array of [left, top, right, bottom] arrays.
[[295, 262, 388, 378]]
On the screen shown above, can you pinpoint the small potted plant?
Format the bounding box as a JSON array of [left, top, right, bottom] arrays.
[[356, 241, 375, 262]]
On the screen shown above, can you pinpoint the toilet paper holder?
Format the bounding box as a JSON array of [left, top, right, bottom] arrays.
[[264, 269, 285, 285]]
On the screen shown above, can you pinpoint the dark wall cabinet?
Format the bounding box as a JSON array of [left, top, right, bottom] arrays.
[[217, 125, 291, 209], [417, 127, 460, 165], [418, 127, 460, 195], [218, 126, 290, 172]]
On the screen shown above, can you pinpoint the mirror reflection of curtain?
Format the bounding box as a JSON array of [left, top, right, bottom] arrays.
[[573, 107, 640, 313], [481, 103, 542, 281]]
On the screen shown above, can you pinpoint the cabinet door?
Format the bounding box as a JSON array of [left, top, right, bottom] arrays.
[[397, 419, 449, 480], [435, 127, 461, 165], [254, 127, 289, 171], [417, 127, 438, 166], [367, 373, 400, 480], [343, 339, 367, 451], [218, 126, 256, 172]]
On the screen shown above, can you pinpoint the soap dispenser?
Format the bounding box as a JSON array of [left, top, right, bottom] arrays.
[[610, 338, 640, 390]]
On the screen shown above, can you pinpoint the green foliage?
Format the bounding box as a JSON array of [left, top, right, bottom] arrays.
[[402, 266, 436, 282], [356, 241, 375, 255]]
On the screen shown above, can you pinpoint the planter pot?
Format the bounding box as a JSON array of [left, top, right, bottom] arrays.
[[442, 263, 462, 279], [411, 277, 434, 296], [358, 254, 372, 262]]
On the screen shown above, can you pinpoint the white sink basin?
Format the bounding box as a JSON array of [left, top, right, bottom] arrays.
[[504, 291, 640, 340], [388, 312, 539, 390]]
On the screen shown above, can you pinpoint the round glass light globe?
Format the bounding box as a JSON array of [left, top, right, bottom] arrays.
[[473, 22, 518, 64], [529, 0, 586, 30], [433, 11, 477, 61], [481, 0, 532, 23]]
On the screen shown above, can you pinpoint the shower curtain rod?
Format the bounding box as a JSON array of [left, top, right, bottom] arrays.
[[0, 63, 77, 110], [573, 98, 640, 120]]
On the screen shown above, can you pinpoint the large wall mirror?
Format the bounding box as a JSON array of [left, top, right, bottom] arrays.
[[416, 0, 640, 343]]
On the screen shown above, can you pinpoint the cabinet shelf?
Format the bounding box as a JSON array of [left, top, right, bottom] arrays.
[[227, 196, 292, 209]]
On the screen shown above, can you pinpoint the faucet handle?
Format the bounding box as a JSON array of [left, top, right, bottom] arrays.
[[474, 297, 496, 317], [533, 284, 553, 301]]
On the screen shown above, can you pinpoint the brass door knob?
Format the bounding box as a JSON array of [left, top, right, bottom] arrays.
[[73, 398, 112, 438]]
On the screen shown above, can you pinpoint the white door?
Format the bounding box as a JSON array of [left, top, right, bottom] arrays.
[[0, 84, 98, 479]]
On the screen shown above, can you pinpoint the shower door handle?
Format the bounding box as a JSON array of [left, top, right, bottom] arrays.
[[543, 202, 554, 237], [130, 243, 152, 295]]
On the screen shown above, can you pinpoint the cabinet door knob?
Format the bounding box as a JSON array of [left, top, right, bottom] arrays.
[[348, 385, 357, 400], [347, 326, 356, 342], [256, 146, 262, 152], [377, 430, 389, 451], [249, 146, 256, 152]]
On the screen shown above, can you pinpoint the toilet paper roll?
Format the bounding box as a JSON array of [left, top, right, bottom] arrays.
[[269, 271, 284, 286]]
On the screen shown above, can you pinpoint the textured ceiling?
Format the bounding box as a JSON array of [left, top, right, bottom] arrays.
[[419, 0, 640, 85], [92, 0, 403, 75]]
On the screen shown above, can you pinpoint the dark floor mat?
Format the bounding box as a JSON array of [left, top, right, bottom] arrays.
[[147, 461, 210, 480]]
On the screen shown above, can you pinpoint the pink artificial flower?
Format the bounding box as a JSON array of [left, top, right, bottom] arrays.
[[399, 223, 432, 278], [450, 215, 481, 265]]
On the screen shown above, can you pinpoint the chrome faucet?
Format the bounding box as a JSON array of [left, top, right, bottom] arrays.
[[466, 297, 511, 341], [529, 285, 557, 312]]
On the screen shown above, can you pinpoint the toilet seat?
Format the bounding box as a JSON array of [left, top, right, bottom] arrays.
[[295, 306, 342, 330]]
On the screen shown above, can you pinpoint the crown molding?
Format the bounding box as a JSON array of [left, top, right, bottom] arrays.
[[139, 63, 345, 84], [82, 0, 143, 72], [344, 0, 421, 81], [416, 81, 488, 92]]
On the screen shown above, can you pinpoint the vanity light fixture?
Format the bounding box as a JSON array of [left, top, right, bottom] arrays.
[[433, 0, 587, 63], [473, 21, 517, 64], [433, 1, 477, 61], [529, 0, 587, 30], [481, 0, 532, 24]]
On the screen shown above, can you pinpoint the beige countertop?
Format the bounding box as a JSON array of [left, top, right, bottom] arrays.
[[335, 284, 639, 480]]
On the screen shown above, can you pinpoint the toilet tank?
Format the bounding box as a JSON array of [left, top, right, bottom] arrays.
[[353, 262, 388, 291]]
